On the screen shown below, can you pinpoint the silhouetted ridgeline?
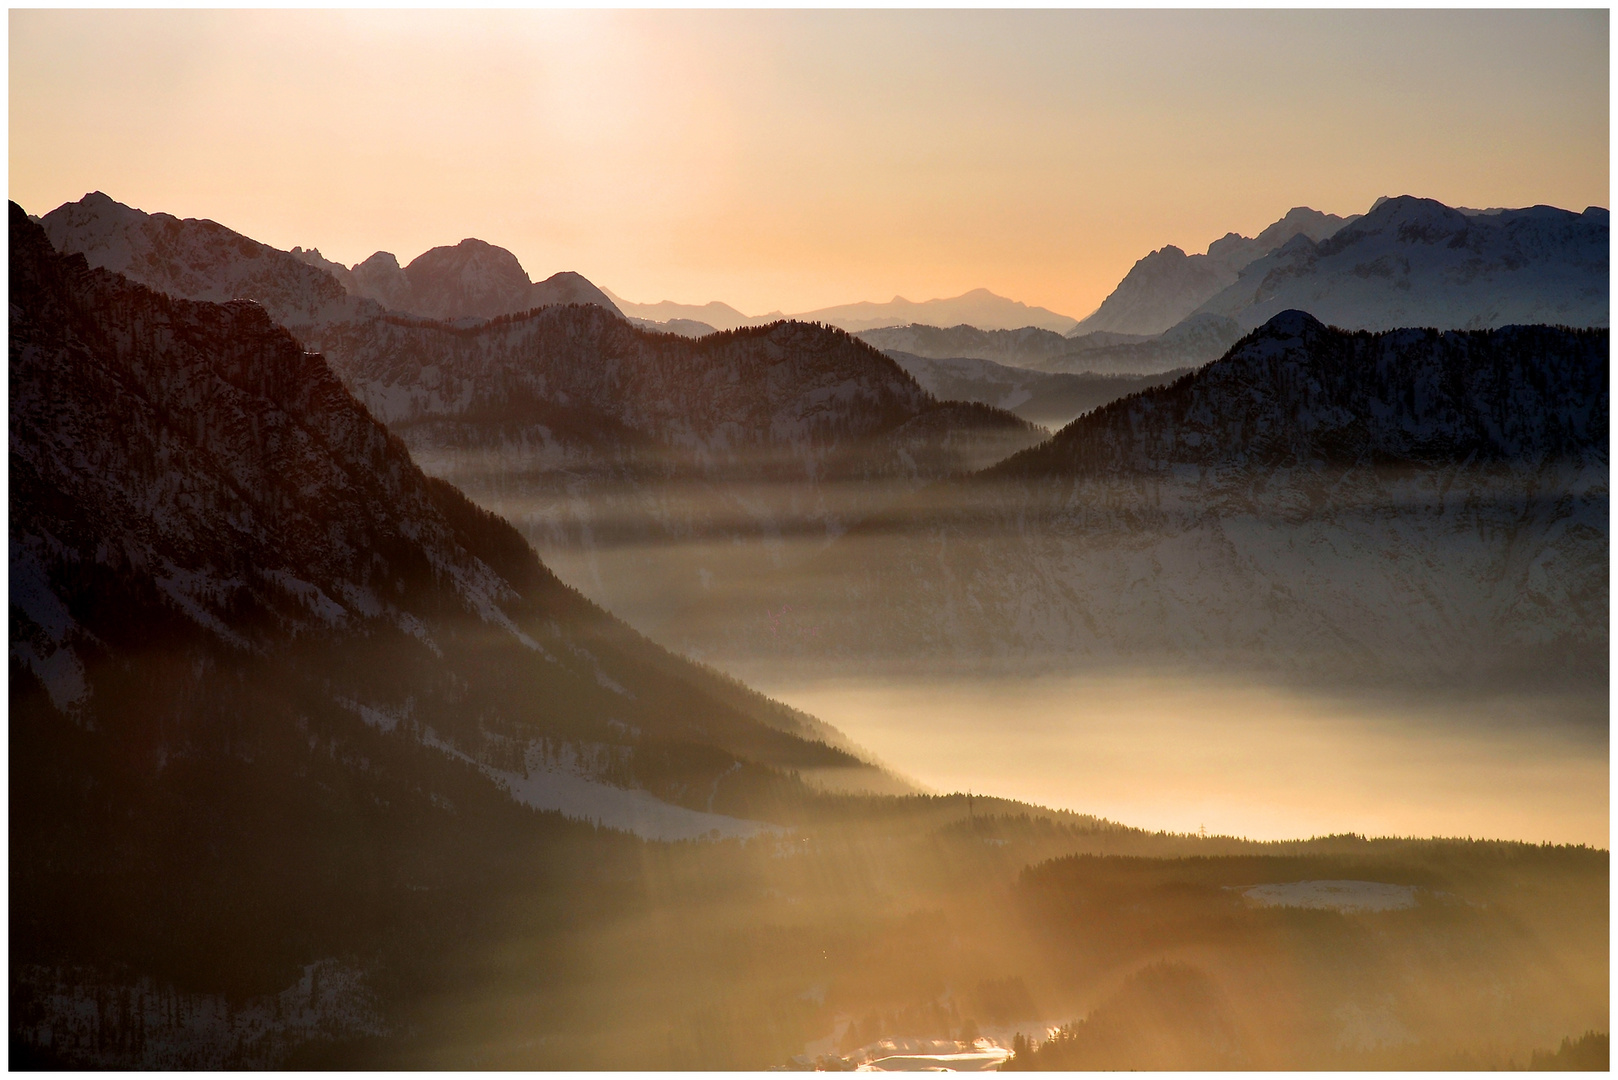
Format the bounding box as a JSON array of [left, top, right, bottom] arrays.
[[992, 310, 1608, 475]]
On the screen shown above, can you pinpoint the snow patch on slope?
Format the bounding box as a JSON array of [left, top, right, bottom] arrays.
[[421, 729, 778, 841]]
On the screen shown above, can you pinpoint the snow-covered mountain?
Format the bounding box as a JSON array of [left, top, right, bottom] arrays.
[[886, 351, 1186, 428], [1191, 196, 1610, 331], [1074, 207, 1355, 336], [39, 191, 371, 331], [678, 311, 1608, 690]]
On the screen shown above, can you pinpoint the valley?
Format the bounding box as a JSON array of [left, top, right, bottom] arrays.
[[10, 178, 1609, 1071]]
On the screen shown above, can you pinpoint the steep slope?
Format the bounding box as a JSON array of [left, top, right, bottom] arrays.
[[11, 201, 925, 1066], [11, 201, 875, 844], [31, 194, 1044, 648], [679, 312, 1608, 690], [1193, 196, 1610, 331], [886, 351, 1187, 428]]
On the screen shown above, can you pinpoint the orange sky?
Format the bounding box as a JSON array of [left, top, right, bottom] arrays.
[[10, 9, 1610, 319]]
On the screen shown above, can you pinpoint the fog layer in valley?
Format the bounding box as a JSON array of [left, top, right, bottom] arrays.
[[423, 451, 1609, 850], [762, 671, 1609, 847]]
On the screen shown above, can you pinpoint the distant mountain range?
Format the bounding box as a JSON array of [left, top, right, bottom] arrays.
[[1074, 207, 1356, 336], [857, 315, 1244, 376], [608, 286, 1081, 334], [861, 196, 1607, 380], [604, 290, 768, 332], [1073, 196, 1608, 339]]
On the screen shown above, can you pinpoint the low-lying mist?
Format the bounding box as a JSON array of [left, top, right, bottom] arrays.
[[759, 670, 1608, 847], [417, 445, 1607, 851]]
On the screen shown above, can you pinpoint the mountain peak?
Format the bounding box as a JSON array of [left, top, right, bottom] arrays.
[[1254, 308, 1327, 340], [1353, 195, 1470, 241], [357, 250, 402, 272]]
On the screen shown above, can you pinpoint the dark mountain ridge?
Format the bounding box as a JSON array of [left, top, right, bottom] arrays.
[[996, 310, 1607, 476]]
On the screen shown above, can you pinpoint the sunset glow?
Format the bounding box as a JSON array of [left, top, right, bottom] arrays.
[[10, 9, 1609, 318]]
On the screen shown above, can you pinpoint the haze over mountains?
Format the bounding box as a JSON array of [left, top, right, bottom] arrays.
[[34, 191, 1048, 645], [886, 352, 1188, 429], [683, 311, 1607, 693], [33, 188, 1610, 678], [609, 286, 1082, 335]]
